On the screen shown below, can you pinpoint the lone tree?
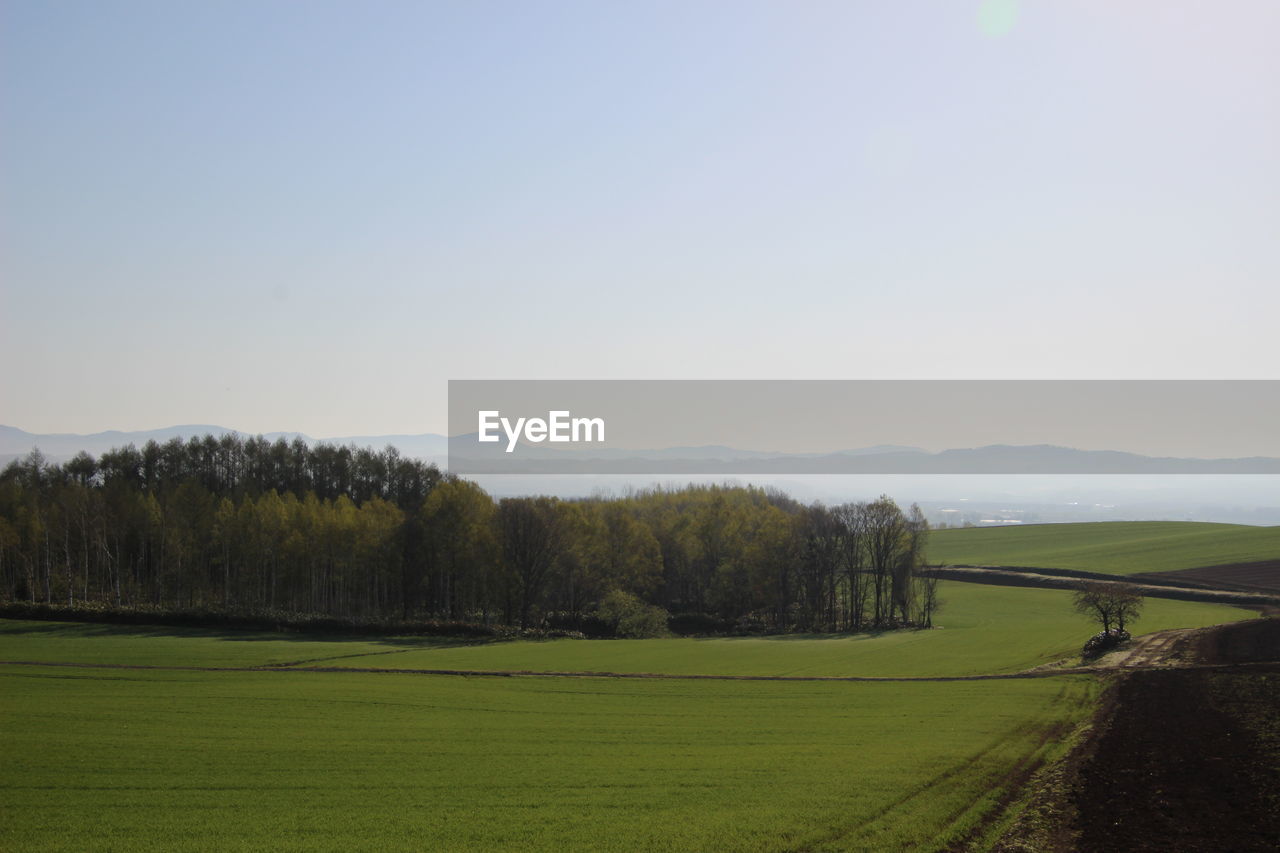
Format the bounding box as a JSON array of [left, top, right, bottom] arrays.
[[1073, 581, 1144, 634], [1111, 584, 1144, 632]]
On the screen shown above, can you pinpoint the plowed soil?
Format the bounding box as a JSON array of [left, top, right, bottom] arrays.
[[1069, 619, 1280, 852], [1136, 559, 1280, 594]]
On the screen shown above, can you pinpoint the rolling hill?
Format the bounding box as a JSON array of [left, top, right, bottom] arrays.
[[928, 521, 1280, 576]]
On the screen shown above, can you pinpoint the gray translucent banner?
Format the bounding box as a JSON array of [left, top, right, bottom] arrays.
[[447, 380, 1280, 474]]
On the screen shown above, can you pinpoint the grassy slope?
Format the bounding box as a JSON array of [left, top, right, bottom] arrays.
[[306, 583, 1247, 677], [0, 619, 474, 667], [0, 570, 1249, 851], [0, 664, 1096, 852], [928, 521, 1280, 575], [0, 582, 1249, 678]]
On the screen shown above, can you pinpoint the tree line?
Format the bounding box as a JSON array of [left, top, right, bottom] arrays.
[[0, 435, 939, 634]]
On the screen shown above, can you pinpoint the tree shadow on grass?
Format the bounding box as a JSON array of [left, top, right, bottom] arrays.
[[686, 629, 913, 643], [0, 618, 503, 650]]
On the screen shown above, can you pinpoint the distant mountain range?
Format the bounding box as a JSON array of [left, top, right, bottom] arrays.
[[449, 443, 1280, 475], [0, 425, 448, 464], [3, 424, 1279, 475]]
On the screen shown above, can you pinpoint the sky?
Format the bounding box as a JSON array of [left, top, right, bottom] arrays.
[[3, 1, 1277, 438]]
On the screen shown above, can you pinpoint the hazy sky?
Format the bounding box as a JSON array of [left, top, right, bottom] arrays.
[[3, 1, 1277, 437]]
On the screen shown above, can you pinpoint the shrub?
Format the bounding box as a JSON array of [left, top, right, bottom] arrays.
[[593, 590, 670, 639], [1082, 628, 1131, 658]]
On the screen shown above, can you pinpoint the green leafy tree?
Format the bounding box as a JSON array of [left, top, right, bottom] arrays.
[[595, 589, 669, 638]]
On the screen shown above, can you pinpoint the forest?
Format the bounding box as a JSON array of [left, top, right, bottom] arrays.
[[0, 435, 938, 634]]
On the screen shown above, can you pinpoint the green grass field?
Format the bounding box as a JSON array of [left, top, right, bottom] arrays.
[[299, 583, 1248, 678], [0, 577, 1255, 851], [928, 521, 1280, 575], [0, 582, 1250, 678], [0, 663, 1096, 852], [0, 619, 468, 668]]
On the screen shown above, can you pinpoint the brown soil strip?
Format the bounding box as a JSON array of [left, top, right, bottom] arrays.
[[928, 566, 1279, 608], [1197, 615, 1280, 664], [1136, 559, 1280, 595]]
